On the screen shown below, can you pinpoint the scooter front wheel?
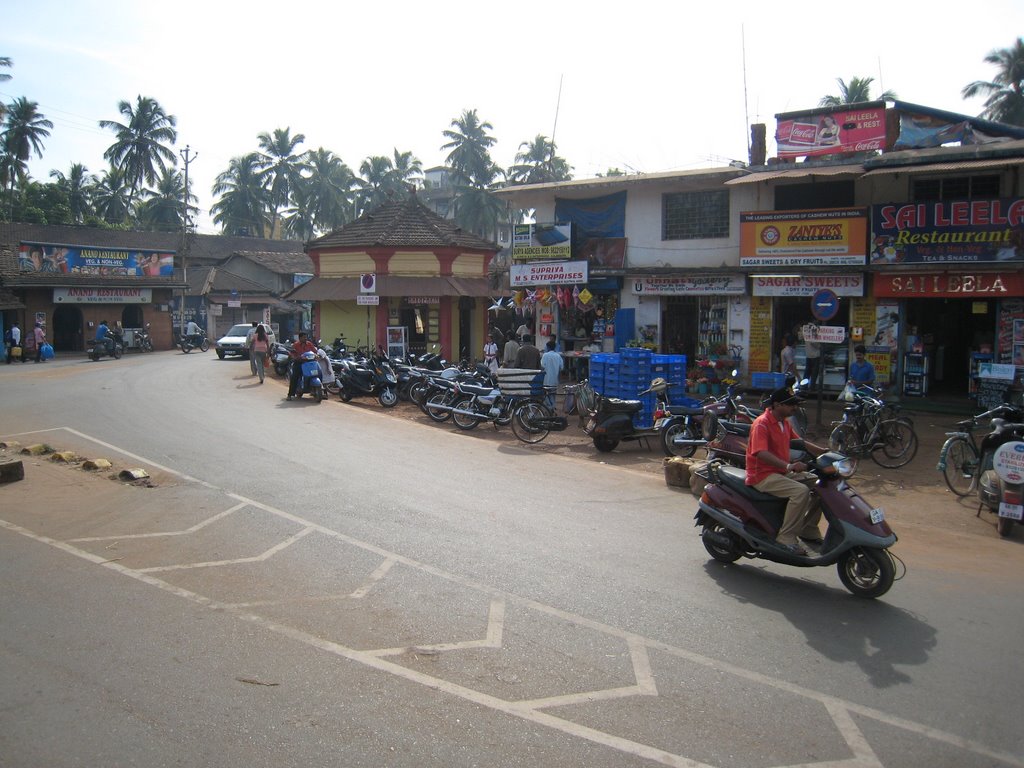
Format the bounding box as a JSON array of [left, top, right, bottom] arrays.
[[593, 435, 619, 453], [701, 522, 741, 563], [378, 387, 398, 408], [837, 547, 895, 599]]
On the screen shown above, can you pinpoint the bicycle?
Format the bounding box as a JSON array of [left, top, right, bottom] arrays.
[[509, 395, 567, 444], [828, 389, 918, 470], [936, 404, 1022, 496]]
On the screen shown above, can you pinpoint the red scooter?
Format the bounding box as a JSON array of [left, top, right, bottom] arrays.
[[693, 450, 900, 598]]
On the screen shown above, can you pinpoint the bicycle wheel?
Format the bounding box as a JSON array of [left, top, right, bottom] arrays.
[[871, 418, 918, 468], [511, 401, 552, 444], [940, 436, 979, 497], [828, 423, 861, 473]]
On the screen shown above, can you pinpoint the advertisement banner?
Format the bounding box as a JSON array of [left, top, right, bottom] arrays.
[[752, 274, 864, 297], [873, 271, 1024, 298], [775, 106, 886, 159], [512, 223, 572, 261], [20, 242, 174, 276], [871, 198, 1024, 264], [740, 209, 868, 267], [511, 260, 588, 287], [631, 275, 746, 295], [53, 287, 153, 304]]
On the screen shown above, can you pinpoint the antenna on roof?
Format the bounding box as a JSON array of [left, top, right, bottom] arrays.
[[551, 74, 564, 148], [742, 25, 750, 162]]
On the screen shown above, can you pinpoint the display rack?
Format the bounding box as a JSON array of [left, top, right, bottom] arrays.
[[698, 296, 728, 356], [969, 352, 993, 398], [903, 352, 928, 396]]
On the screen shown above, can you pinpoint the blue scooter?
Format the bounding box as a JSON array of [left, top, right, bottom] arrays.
[[293, 350, 326, 403]]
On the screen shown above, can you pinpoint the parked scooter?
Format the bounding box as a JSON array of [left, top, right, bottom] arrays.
[[270, 341, 292, 376], [659, 373, 758, 458], [88, 329, 124, 361], [336, 348, 399, 407], [975, 408, 1024, 538], [290, 350, 327, 403], [694, 450, 900, 598], [582, 377, 672, 452]]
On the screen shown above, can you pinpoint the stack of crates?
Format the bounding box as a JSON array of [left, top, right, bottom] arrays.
[[750, 372, 787, 391], [589, 350, 689, 428], [621, 348, 654, 426], [652, 353, 688, 403]]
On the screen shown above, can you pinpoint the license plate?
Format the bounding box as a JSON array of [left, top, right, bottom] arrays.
[[999, 502, 1024, 520], [869, 507, 885, 524], [586, 418, 596, 432], [655, 418, 669, 429]]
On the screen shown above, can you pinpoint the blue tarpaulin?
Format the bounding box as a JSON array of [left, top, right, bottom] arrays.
[[554, 192, 627, 252]]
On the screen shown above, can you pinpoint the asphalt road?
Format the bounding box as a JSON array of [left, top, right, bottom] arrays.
[[1, 351, 1022, 767]]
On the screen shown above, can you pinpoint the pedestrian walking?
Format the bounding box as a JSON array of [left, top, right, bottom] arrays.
[[251, 324, 269, 383]]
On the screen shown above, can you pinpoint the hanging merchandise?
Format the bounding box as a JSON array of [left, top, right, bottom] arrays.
[[513, 290, 524, 307]]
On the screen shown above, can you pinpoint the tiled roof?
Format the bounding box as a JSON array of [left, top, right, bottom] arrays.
[[229, 251, 314, 274], [308, 196, 498, 251]]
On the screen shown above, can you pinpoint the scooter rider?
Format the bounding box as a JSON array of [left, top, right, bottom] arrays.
[[745, 386, 827, 555], [95, 319, 112, 355], [287, 332, 318, 400], [185, 319, 203, 349]]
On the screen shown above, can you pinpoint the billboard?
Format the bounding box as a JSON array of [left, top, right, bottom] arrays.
[[631, 275, 745, 295], [19, 242, 175, 276], [871, 198, 1024, 264], [776, 106, 887, 159], [512, 223, 572, 261], [510, 260, 588, 287], [740, 208, 868, 267]]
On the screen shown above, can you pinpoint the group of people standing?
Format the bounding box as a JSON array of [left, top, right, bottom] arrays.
[[780, 324, 875, 389], [4, 321, 48, 364]]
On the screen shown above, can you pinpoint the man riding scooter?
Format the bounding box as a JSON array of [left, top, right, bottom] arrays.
[[286, 332, 318, 401], [746, 386, 827, 555]]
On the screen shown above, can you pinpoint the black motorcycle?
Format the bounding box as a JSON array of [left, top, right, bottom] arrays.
[[179, 332, 210, 353], [136, 323, 154, 352], [336, 348, 399, 407], [88, 329, 124, 361]]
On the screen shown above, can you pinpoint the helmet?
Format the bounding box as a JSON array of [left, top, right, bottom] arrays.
[[649, 377, 669, 393]]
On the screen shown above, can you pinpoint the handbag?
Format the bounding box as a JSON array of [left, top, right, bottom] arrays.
[[40, 342, 55, 360]]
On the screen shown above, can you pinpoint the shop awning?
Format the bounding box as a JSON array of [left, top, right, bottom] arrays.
[[860, 156, 1024, 177], [724, 166, 863, 185], [285, 276, 493, 301]]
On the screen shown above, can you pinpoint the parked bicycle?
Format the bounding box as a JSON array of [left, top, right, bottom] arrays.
[[828, 387, 918, 470], [936, 403, 1024, 496]]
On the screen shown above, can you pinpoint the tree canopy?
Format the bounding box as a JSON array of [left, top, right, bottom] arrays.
[[962, 37, 1024, 125]]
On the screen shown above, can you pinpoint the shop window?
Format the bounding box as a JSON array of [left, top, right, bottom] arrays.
[[913, 174, 1000, 201], [662, 190, 729, 240], [774, 180, 854, 211]]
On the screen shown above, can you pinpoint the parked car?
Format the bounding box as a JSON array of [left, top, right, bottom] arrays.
[[215, 323, 277, 359]]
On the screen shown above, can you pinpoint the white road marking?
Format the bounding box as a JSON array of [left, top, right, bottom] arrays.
[[136, 526, 315, 573], [367, 599, 505, 658], [68, 502, 249, 542], [349, 556, 397, 598]]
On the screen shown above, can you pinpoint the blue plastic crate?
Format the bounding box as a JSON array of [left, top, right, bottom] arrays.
[[621, 347, 651, 358], [751, 372, 787, 390]]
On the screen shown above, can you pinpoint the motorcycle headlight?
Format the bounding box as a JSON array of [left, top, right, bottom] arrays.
[[833, 458, 855, 477]]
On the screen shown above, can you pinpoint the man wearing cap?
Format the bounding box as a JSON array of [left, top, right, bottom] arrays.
[[746, 386, 827, 555]]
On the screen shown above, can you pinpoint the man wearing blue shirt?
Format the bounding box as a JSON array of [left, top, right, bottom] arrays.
[[848, 345, 876, 388]]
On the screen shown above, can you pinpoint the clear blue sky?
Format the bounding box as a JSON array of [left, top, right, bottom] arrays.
[[2, 0, 1021, 233]]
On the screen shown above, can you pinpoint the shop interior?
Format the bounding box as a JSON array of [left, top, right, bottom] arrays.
[[774, 297, 849, 392], [903, 297, 996, 396]]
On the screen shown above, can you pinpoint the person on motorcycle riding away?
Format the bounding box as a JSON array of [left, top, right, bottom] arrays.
[[96, 320, 112, 355], [185, 319, 202, 348], [287, 332, 318, 400], [745, 386, 827, 556]]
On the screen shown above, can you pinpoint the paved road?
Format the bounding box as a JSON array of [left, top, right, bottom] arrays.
[[1, 351, 1022, 767]]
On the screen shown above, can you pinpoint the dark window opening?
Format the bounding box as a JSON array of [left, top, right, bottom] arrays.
[[662, 190, 729, 240], [913, 174, 1000, 201], [774, 180, 855, 210]]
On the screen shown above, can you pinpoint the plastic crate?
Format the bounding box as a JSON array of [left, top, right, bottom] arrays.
[[751, 372, 787, 390]]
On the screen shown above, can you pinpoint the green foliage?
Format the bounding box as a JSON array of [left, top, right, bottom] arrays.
[[962, 37, 1024, 125]]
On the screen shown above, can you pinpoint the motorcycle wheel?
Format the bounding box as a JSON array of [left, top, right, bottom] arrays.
[[997, 516, 1015, 538], [451, 396, 482, 431], [828, 424, 860, 474], [340, 388, 353, 403], [141, 340, 153, 352], [410, 381, 431, 408], [511, 401, 552, 444], [593, 435, 619, 453], [200, 339, 210, 352], [313, 387, 323, 403], [837, 547, 895, 599], [661, 420, 698, 458], [113, 345, 123, 360], [426, 391, 454, 422], [274, 362, 288, 376], [89, 349, 99, 361], [701, 522, 741, 563], [325, 381, 342, 397], [871, 419, 918, 469], [181, 343, 191, 354], [378, 387, 398, 408]]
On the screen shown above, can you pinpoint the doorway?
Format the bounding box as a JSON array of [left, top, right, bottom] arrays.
[[52, 305, 84, 351]]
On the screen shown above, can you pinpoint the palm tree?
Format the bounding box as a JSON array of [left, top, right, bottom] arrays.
[[3, 97, 53, 212], [211, 153, 270, 237], [256, 127, 306, 238], [507, 135, 572, 185], [451, 161, 506, 242], [137, 166, 193, 232], [0, 57, 11, 124], [282, 181, 317, 241], [302, 147, 356, 233], [49, 163, 96, 223], [962, 37, 1024, 126], [91, 164, 133, 225], [441, 109, 497, 185], [819, 76, 897, 107], [99, 96, 178, 214], [388, 148, 423, 192], [357, 154, 397, 213]]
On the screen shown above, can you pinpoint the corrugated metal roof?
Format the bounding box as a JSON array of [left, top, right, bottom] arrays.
[[861, 156, 1024, 176], [725, 166, 864, 185]]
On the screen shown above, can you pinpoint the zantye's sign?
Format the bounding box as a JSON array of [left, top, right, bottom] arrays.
[[510, 260, 588, 287], [631, 275, 745, 295], [53, 287, 153, 304], [740, 209, 868, 267]]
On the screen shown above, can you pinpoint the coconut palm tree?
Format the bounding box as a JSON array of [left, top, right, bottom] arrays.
[[91, 164, 133, 225], [388, 148, 423, 192], [0, 57, 11, 124], [302, 147, 356, 233], [357, 155, 398, 214], [211, 153, 270, 237], [282, 182, 317, 241], [451, 161, 506, 242], [137, 166, 194, 232], [99, 96, 178, 213], [49, 163, 96, 223], [442, 109, 497, 185], [3, 97, 53, 213], [507, 135, 572, 185], [256, 127, 306, 238], [962, 37, 1024, 126], [819, 76, 897, 107]]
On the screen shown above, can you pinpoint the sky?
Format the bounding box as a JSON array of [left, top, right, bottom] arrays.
[[2, 0, 1022, 234]]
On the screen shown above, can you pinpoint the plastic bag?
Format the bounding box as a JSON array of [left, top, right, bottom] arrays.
[[838, 383, 855, 402], [40, 342, 55, 360]]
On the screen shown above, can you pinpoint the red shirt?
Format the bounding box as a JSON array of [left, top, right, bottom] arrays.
[[290, 339, 317, 358], [745, 408, 797, 486]]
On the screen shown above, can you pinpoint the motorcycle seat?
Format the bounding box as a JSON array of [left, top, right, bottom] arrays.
[[666, 404, 704, 416], [717, 465, 790, 506], [723, 421, 752, 437], [460, 382, 494, 397], [602, 397, 642, 414]]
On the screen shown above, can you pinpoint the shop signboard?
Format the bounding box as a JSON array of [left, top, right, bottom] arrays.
[[631, 275, 745, 295], [751, 274, 864, 296], [510, 260, 588, 287], [805, 325, 846, 344], [871, 198, 1024, 264], [53, 287, 153, 304], [873, 271, 1024, 298], [775, 105, 887, 159], [20, 242, 175, 276], [740, 209, 868, 267], [512, 223, 572, 261]]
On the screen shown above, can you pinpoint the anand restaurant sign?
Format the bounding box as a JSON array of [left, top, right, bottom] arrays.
[[53, 287, 153, 304]]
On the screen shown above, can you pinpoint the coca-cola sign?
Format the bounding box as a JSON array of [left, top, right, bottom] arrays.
[[776, 106, 887, 159]]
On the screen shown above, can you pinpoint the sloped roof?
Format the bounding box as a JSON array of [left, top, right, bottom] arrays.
[[228, 250, 314, 274], [307, 196, 498, 251]]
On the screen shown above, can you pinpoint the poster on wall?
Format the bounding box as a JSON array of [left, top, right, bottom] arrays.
[[748, 297, 772, 373], [19, 243, 174, 276]]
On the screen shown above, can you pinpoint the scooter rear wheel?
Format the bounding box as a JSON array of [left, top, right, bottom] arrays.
[[593, 435, 619, 453], [701, 522, 741, 563], [837, 547, 895, 599], [997, 516, 1015, 538]]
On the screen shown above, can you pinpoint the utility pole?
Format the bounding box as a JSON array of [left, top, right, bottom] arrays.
[[179, 145, 197, 336]]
